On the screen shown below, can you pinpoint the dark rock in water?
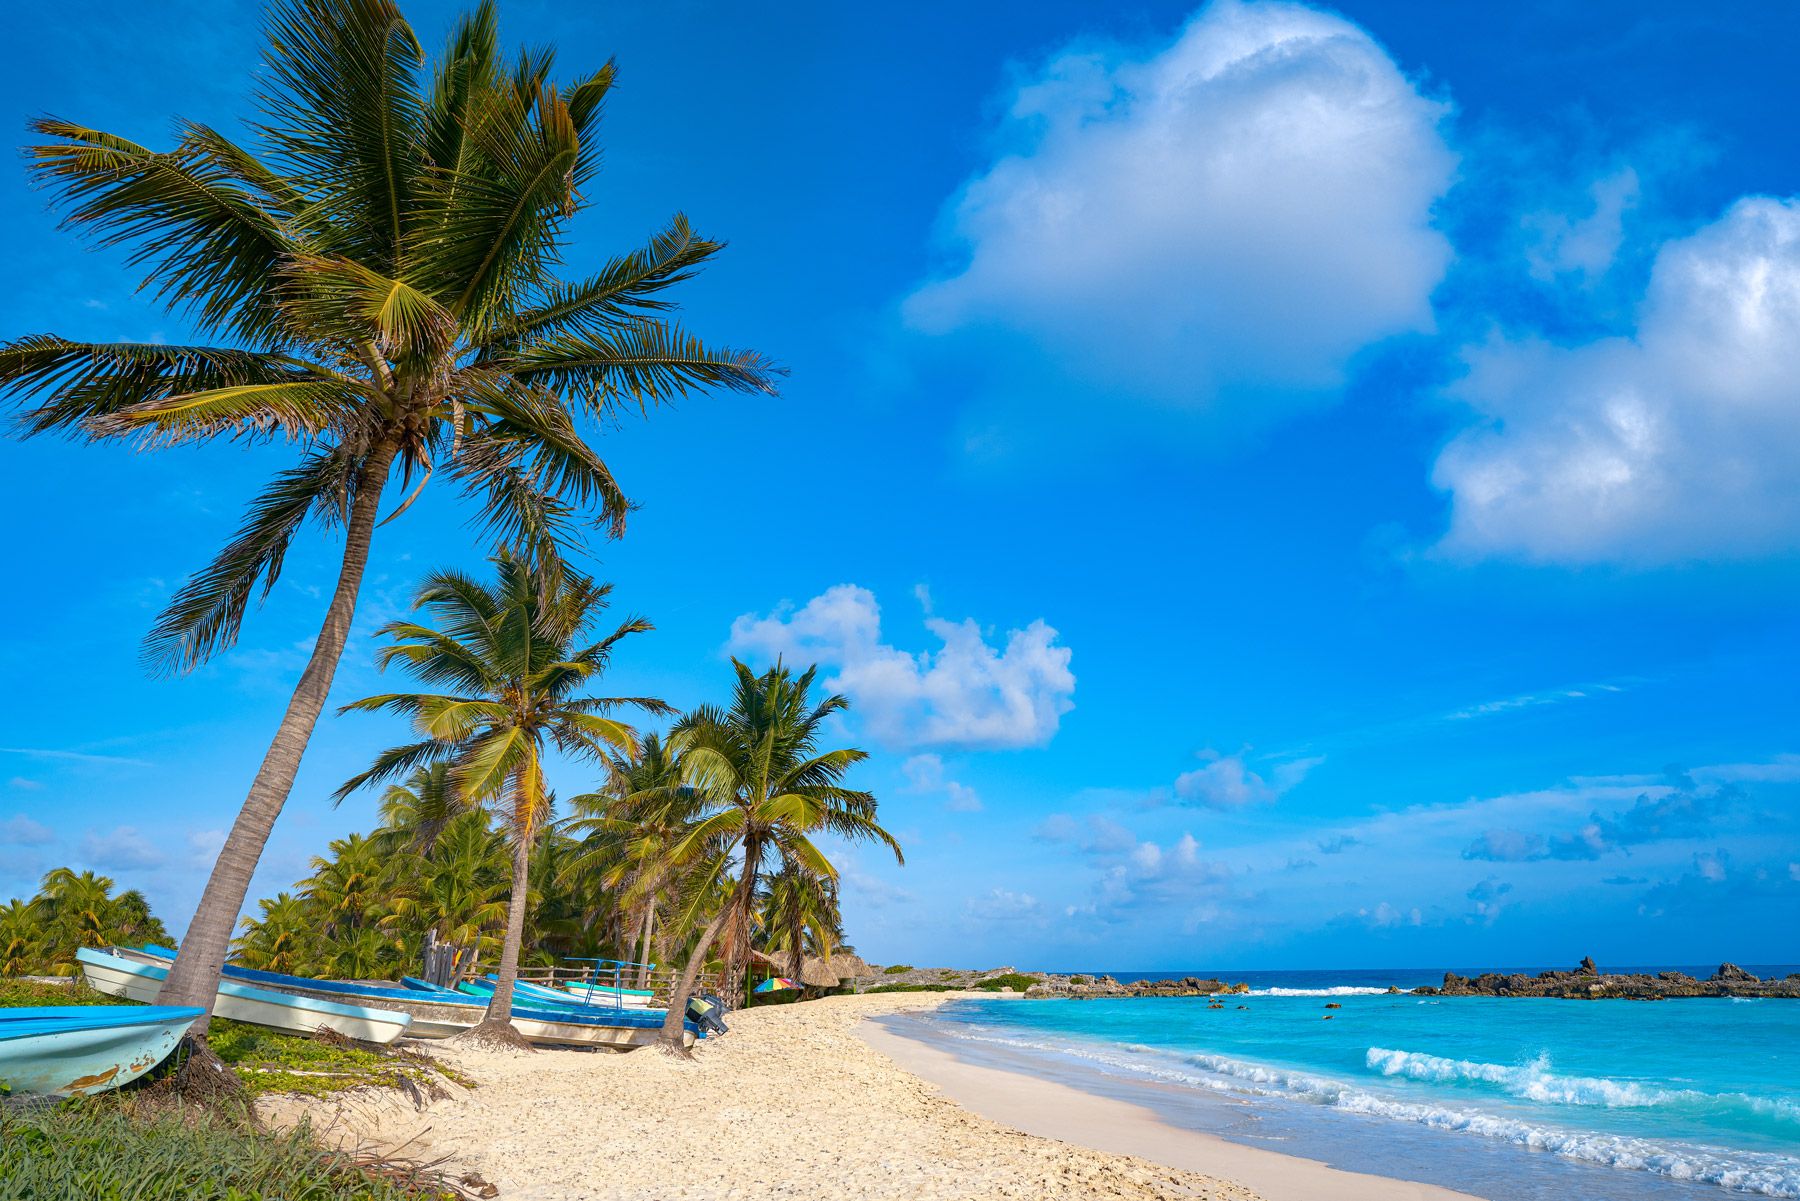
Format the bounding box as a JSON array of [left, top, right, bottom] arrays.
[[1324, 1002, 1341, 1009], [1413, 957, 1795, 1000]]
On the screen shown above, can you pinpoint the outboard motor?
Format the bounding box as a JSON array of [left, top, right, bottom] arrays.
[[686, 991, 729, 1036]]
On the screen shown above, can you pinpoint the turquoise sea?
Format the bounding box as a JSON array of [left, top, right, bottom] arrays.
[[886, 967, 1800, 1200]]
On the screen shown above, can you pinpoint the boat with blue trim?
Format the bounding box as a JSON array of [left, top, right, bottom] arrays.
[[121, 945, 483, 1039], [77, 947, 412, 1044], [0, 1005, 203, 1097]]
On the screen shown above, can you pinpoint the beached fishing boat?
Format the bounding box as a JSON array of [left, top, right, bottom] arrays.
[[445, 978, 702, 1049], [0, 1005, 204, 1097], [76, 947, 412, 1044], [499, 974, 656, 1010], [121, 946, 483, 1040]]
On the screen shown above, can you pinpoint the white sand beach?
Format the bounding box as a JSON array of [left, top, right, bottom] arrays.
[[271, 993, 1482, 1201]]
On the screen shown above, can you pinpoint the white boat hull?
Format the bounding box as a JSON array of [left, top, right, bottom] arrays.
[[510, 1012, 694, 1051], [79, 951, 411, 1045]]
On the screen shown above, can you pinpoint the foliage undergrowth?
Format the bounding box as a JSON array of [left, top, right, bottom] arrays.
[[881, 964, 913, 975], [866, 982, 957, 993], [209, 1020, 470, 1099], [1069, 975, 1090, 985], [0, 979, 125, 1008], [974, 973, 1042, 992], [0, 1101, 435, 1200]]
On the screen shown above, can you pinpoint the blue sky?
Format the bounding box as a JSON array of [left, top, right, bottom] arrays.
[[3, 0, 1798, 972]]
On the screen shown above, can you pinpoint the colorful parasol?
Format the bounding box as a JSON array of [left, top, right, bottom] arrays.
[[754, 977, 799, 993]]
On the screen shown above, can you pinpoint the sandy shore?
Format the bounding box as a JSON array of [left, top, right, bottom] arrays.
[[273, 993, 1476, 1200]]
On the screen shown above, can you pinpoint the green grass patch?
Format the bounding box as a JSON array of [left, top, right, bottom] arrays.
[[866, 982, 957, 993], [0, 979, 124, 1008], [973, 973, 1041, 992], [1070, 975, 1090, 985], [209, 1020, 467, 1100], [881, 964, 913, 975], [0, 1102, 429, 1200]]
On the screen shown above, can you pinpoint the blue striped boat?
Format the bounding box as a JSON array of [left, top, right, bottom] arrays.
[[77, 948, 411, 1044], [126, 946, 482, 1039], [0, 1005, 203, 1097], [450, 977, 701, 1049]]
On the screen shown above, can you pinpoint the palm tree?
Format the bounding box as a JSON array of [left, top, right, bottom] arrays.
[[303, 833, 393, 937], [562, 733, 697, 988], [337, 550, 667, 1040], [234, 893, 317, 973], [32, 868, 124, 973], [380, 810, 511, 973], [373, 763, 473, 857], [1, 0, 775, 1027], [0, 899, 45, 976], [657, 661, 903, 1051], [759, 864, 841, 990]]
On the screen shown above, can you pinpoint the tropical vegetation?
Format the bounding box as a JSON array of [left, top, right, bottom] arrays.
[[0, 869, 172, 977], [334, 550, 665, 1034], [0, 0, 775, 1028]]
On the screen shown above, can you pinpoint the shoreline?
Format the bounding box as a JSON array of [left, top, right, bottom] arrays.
[[266, 991, 1494, 1200], [857, 1010, 1482, 1201]]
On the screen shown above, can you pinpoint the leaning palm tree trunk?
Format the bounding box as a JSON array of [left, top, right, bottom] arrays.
[[481, 831, 533, 1029], [162, 446, 397, 1024], [660, 892, 739, 1053]]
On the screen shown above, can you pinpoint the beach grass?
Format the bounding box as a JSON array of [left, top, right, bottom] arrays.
[[0, 1101, 434, 1201]]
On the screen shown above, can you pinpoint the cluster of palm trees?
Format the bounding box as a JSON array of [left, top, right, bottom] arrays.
[[0, 869, 172, 977], [0, 0, 815, 1065], [228, 550, 901, 1048]]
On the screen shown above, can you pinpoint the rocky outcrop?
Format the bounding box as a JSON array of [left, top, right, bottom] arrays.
[[1025, 974, 1251, 999], [1414, 958, 1800, 1000]]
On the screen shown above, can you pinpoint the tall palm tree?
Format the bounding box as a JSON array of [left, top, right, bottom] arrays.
[[303, 833, 393, 937], [0, 0, 775, 1028], [657, 661, 903, 1051], [337, 550, 667, 1039], [32, 868, 124, 973]]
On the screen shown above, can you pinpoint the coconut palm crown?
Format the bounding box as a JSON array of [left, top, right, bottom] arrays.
[[0, 0, 775, 1026], [335, 549, 670, 1031]]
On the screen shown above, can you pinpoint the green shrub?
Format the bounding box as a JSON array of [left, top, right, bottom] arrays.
[[867, 982, 956, 993], [881, 964, 913, 975], [0, 1103, 422, 1200], [1070, 975, 1090, 986], [974, 973, 1042, 992]]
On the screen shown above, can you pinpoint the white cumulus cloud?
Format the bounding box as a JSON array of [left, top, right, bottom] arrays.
[[1434, 196, 1800, 564], [728, 585, 1074, 750], [905, 0, 1455, 419]]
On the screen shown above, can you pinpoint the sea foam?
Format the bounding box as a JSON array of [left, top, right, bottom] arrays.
[[926, 1022, 1800, 1198]]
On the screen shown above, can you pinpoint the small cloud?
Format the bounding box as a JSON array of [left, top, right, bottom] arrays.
[[0, 747, 152, 768], [1316, 834, 1362, 855], [900, 753, 983, 813], [1173, 751, 1321, 810], [8, 777, 43, 791], [79, 825, 164, 869], [1, 814, 56, 846], [965, 887, 1043, 923], [1284, 858, 1318, 872], [1602, 875, 1648, 886]]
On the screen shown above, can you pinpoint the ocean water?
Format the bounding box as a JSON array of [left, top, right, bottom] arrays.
[[889, 971, 1800, 1200]]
